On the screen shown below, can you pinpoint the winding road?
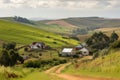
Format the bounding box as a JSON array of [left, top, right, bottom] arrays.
[[45, 62, 118, 80]]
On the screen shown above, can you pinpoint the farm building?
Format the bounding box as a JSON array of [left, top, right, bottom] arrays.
[[75, 43, 87, 50], [30, 42, 45, 49], [78, 47, 89, 56], [59, 48, 74, 57], [59, 43, 89, 57], [75, 45, 83, 50]]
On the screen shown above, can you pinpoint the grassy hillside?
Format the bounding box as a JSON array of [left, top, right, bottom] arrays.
[[34, 22, 73, 34], [2, 17, 120, 35], [37, 17, 120, 35], [0, 17, 74, 34], [63, 17, 120, 28], [0, 19, 79, 47], [40, 17, 120, 29], [63, 49, 120, 79]]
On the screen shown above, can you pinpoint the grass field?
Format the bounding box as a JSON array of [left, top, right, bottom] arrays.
[[0, 19, 79, 48], [63, 49, 120, 79], [34, 21, 74, 34], [12, 71, 64, 80], [0, 66, 64, 80]]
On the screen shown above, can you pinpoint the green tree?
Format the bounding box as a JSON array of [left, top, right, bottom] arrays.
[[0, 42, 24, 66], [110, 31, 119, 42], [86, 32, 110, 50]]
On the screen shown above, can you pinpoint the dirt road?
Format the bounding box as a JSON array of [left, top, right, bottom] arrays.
[[45, 62, 118, 80]]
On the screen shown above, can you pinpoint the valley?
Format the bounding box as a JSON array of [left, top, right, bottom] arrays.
[[0, 16, 120, 80]]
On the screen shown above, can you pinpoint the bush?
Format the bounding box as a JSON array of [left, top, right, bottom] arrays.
[[70, 36, 79, 41], [0, 42, 24, 66], [46, 36, 51, 38], [24, 59, 67, 69], [53, 41, 57, 44], [93, 52, 99, 59], [110, 40, 120, 49], [24, 61, 41, 68]]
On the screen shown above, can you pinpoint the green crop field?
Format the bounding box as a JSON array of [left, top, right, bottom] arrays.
[[0, 19, 79, 48]]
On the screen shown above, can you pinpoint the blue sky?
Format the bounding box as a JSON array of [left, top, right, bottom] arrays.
[[0, 0, 120, 19]]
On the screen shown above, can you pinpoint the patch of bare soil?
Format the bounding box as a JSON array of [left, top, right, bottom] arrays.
[[46, 20, 77, 28]]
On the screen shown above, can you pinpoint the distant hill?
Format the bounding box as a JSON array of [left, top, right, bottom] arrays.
[[29, 17, 51, 21], [0, 19, 79, 47], [38, 17, 120, 35], [1, 16, 120, 35], [46, 20, 77, 28], [63, 17, 120, 28]]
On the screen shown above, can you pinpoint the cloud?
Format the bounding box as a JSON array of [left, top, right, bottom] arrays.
[[0, 0, 120, 10]]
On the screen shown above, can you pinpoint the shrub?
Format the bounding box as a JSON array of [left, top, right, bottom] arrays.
[[0, 42, 24, 66], [24, 59, 67, 69], [53, 41, 57, 44], [46, 36, 51, 38], [110, 40, 120, 49]]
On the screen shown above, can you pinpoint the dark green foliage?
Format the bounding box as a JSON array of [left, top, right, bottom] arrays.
[[93, 52, 99, 59], [0, 42, 24, 66], [46, 36, 51, 38], [14, 16, 34, 25], [24, 58, 67, 68], [73, 28, 88, 35], [53, 41, 57, 44], [70, 36, 79, 41], [86, 32, 119, 58], [2, 42, 16, 50], [110, 40, 120, 49], [110, 31, 119, 42], [86, 32, 110, 50], [86, 38, 92, 46], [62, 36, 69, 39]]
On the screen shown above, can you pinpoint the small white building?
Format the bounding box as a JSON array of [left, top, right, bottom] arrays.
[[59, 48, 73, 57], [79, 47, 89, 56]]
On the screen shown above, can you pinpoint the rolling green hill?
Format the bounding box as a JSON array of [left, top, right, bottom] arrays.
[[0, 19, 79, 48], [0, 17, 74, 34]]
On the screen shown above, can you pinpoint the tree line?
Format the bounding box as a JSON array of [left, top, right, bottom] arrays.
[[86, 31, 119, 58]]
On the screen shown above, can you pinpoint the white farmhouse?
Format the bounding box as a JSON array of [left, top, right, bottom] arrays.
[[79, 47, 89, 56]]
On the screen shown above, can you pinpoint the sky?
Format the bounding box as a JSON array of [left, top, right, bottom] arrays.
[[0, 0, 120, 19]]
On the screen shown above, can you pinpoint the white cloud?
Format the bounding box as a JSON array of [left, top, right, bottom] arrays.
[[0, 0, 120, 10]]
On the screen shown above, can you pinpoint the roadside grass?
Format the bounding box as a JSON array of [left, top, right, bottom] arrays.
[[0, 66, 65, 80], [63, 49, 120, 79], [0, 66, 33, 80], [63, 64, 120, 79], [12, 71, 65, 80]]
